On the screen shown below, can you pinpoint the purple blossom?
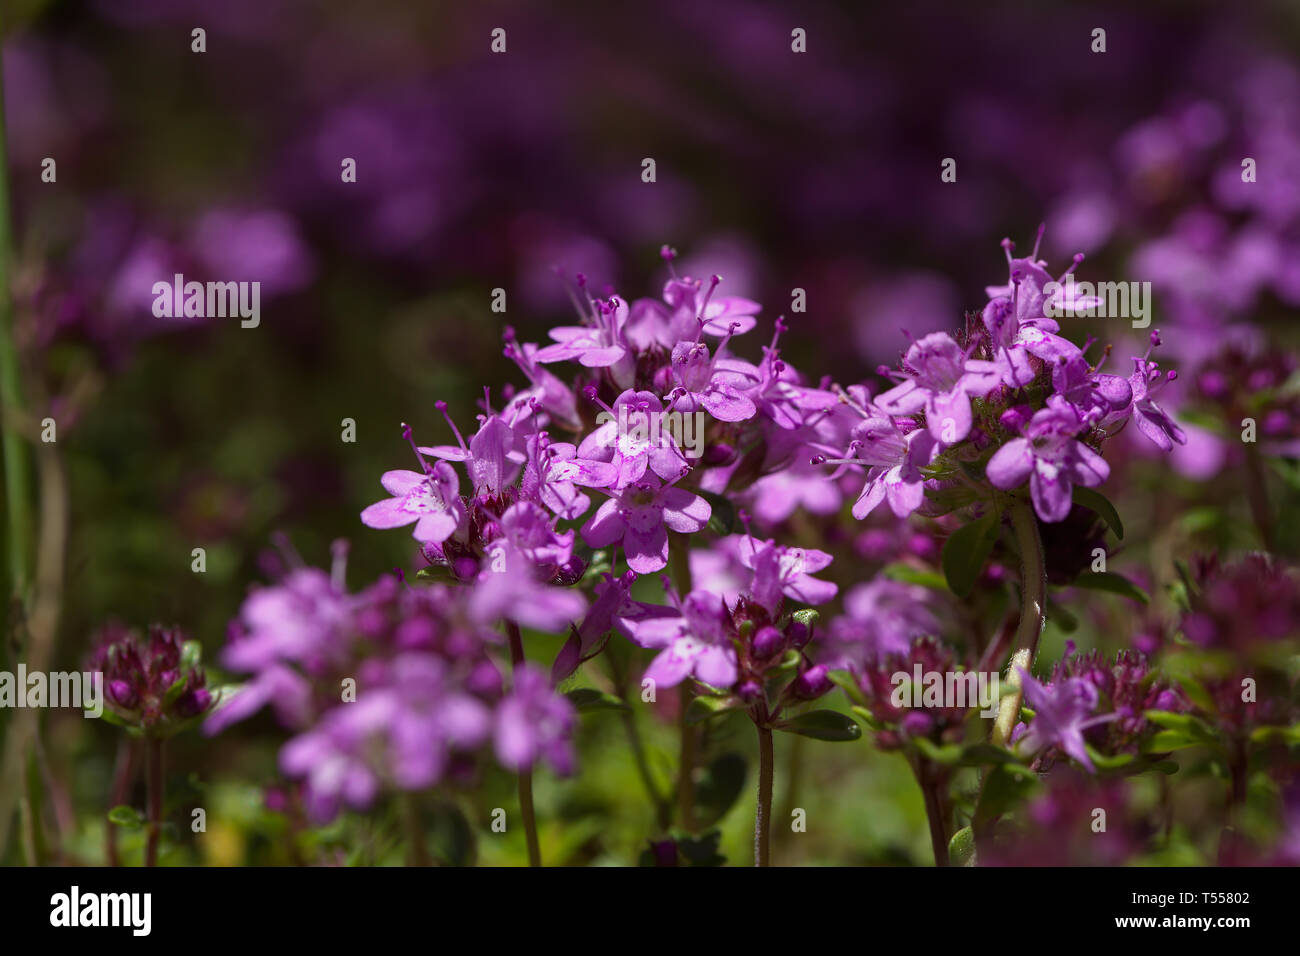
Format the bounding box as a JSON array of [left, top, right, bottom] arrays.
[[875, 332, 1000, 443], [360, 459, 467, 544], [1051, 352, 1132, 425], [580, 474, 710, 574], [1125, 347, 1188, 451], [664, 329, 759, 423], [468, 543, 587, 633], [534, 291, 635, 387], [1013, 669, 1116, 772], [815, 414, 938, 520], [737, 536, 837, 614], [825, 580, 939, 667], [986, 395, 1110, 522], [616, 589, 738, 689], [421, 402, 523, 497], [625, 272, 760, 349], [495, 664, 577, 775], [578, 388, 691, 488]]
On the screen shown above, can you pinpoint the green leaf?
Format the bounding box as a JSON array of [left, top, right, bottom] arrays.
[[1072, 487, 1124, 539], [850, 705, 884, 731], [911, 736, 965, 765], [1147, 730, 1205, 753], [1144, 711, 1218, 743], [429, 802, 476, 867], [1083, 745, 1136, 771], [685, 695, 738, 725], [828, 670, 868, 707], [414, 565, 458, 584], [1046, 594, 1079, 633], [699, 490, 737, 535], [948, 826, 976, 867], [676, 829, 727, 867], [974, 764, 1038, 831], [162, 673, 190, 707], [695, 753, 748, 828], [1069, 571, 1149, 604], [564, 688, 629, 713], [107, 805, 144, 829], [941, 510, 1001, 598], [880, 562, 950, 592], [1249, 724, 1300, 746], [957, 743, 1031, 771], [776, 710, 862, 742]]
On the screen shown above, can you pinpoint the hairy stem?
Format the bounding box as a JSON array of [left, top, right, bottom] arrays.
[[754, 723, 774, 867], [914, 758, 949, 866], [991, 502, 1046, 749], [505, 620, 541, 867], [145, 737, 163, 867]]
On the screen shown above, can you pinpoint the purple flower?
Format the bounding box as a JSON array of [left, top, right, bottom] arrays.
[[495, 664, 577, 775], [737, 536, 837, 614], [580, 474, 710, 574], [1013, 670, 1116, 772], [578, 388, 692, 488], [421, 403, 523, 497], [360, 459, 467, 544], [665, 331, 759, 423], [875, 332, 1000, 443], [1051, 352, 1132, 425], [825, 580, 939, 667], [468, 543, 587, 633], [89, 624, 217, 735], [1126, 356, 1187, 451], [816, 415, 938, 520], [616, 590, 738, 689], [534, 292, 635, 387], [986, 395, 1110, 522], [625, 273, 760, 349], [502, 328, 582, 430]]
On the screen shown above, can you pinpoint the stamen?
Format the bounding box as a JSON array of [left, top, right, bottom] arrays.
[[696, 274, 723, 325], [434, 402, 468, 453], [402, 422, 436, 475]]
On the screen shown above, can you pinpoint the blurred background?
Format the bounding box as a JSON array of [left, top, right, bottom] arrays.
[[2, 0, 1299, 864]]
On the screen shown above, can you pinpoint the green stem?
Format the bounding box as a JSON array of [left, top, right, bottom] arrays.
[[754, 722, 773, 867], [0, 51, 32, 601], [991, 502, 1046, 750], [913, 757, 949, 866], [145, 737, 163, 867], [505, 621, 541, 867], [402, 793, 431, 867]]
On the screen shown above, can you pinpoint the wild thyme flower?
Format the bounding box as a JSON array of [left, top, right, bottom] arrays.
[[90, 624, 216, 736]]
